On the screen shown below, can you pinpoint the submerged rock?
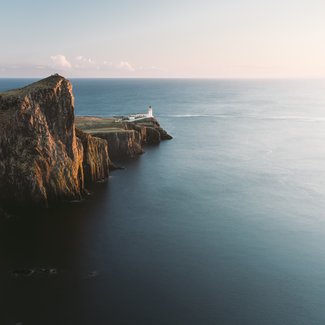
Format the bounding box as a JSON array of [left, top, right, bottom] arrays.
[[12, 269, 35, 277], [12, 267, 58, 278], [85, 270, 99, 279], [38, 268, 58, 275]]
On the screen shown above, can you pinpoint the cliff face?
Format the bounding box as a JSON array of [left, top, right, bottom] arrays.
[[0, 75, 108, 206], [125, 123, 160, 144], [125, 119, 173, 144], [76, 128, 110, 184], [92, 130, 143, 160], [76, 116, 173, 160]]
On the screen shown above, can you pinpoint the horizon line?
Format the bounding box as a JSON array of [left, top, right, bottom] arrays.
[[1, 76, 325, 80]]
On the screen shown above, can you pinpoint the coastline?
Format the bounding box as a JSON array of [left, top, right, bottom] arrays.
[[76, 115, 172, 160], [0, 75, 172, 210]]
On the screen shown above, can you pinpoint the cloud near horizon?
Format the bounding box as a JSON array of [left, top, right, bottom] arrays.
[[49, 54, 147, 73], [79, 57, 163, 74], [0, 54, 164, 77], [50, 55, 72, 69], [117, 61, 135, 72], [75, 56, 96, 65]]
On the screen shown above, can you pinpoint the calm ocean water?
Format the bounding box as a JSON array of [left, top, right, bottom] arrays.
[[1, 78, 325, 324]]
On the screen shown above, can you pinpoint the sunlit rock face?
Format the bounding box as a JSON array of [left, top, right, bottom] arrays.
[[76, 128, 110, 184], [93, 130, 144, 160], [75, 116, 173, 161], [0, 75, 108, 206]]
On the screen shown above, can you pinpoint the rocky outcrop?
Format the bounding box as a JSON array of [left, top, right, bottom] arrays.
[[76, 116, 172, 160], [0, 75, 84, 206], [75, 128, 110, 184], [92, 129, 143, 160], [0, 75, 109, 206], [125, 123, 160, 144], [125, 118, 173, 144]]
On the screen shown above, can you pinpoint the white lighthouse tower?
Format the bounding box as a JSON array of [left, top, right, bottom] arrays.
[[147, 106, 153, 117]]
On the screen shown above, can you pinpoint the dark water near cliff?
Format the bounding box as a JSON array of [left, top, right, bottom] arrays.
[[1, 78, 325, 324]]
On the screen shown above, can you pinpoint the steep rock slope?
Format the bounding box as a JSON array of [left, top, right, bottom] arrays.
[[76, 116, 172, 160], [76, 128, 110, 183], [0, 75, 109, 206], [125, 118, 173, 144], [92, 130, 143, 160]]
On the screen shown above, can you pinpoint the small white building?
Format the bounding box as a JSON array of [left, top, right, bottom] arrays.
[[127, 106, 154, 121]]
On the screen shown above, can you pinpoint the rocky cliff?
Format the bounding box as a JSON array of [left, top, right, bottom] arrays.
[[76, 128, 110, 184], [125, 118, 173, 144], [76, 116, 172, 160], [0, 75, 108, 206], [92, 129, 143, 160], [0, 75, 172, 207]]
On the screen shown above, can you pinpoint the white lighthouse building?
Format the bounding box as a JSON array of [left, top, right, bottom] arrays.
[[147, 106, 153, 117], [126, 106, 154, 121]]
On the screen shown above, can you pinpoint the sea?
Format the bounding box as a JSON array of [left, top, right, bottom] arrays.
[[1, 78, 325, 325]]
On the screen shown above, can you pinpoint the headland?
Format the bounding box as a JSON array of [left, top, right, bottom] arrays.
[[0, 74, 172, 209]]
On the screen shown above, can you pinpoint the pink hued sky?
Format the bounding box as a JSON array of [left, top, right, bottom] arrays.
[[1, 0, 325, 78]]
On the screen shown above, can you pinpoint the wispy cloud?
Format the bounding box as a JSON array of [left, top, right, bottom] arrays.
[[50, 54, 72, 69], [0, 54, 164, 77], [75, 56, 96, 64], [117, 61, 135, 72], [51, 55, 137, 72]]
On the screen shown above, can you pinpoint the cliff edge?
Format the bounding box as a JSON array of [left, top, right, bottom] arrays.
[[76, 116, 172, 160], [0, 75, 108, 206]]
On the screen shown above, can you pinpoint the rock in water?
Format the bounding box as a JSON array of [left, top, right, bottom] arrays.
[[0, 75, 107, 206]]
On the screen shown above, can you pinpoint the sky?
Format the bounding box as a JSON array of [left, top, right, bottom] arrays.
[[1, 0, 325, 78]]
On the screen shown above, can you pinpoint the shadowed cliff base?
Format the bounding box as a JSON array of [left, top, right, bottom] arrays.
[[0, 74, 172, 209]]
